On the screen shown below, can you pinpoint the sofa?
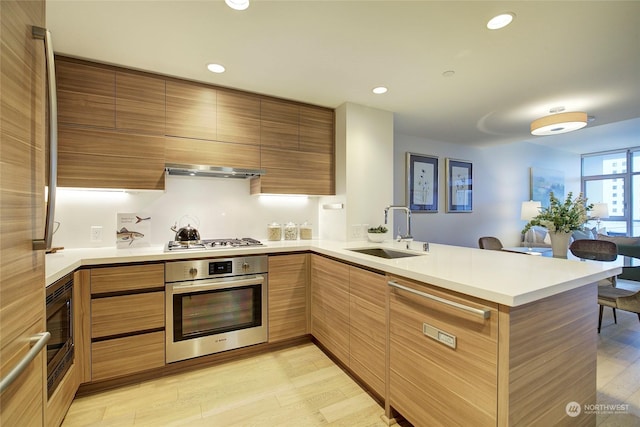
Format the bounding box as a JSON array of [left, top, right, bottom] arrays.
[[521, 227, 640, 281]]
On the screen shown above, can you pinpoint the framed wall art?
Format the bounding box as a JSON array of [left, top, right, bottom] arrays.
[[530, 167, 565, 208], [446, 158, 472, 212], [406, 152, 438, 212]]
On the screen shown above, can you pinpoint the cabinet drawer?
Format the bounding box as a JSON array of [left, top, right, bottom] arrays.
[[388, 275, 498, 427], [91, 292, 164, 338], [91, 264, 164, 294], [92, 331, 164, 381]]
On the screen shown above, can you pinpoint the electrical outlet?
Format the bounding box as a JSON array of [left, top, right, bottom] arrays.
[[90, 226, 103, 242], [351, 224, 362, 238]]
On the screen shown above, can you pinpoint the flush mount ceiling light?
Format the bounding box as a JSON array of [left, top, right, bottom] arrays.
[[530, 111, 588, 136], [372, 86, 388, 94], [487, 13, 515, 30], [207, 63, 225, 73], [225, 0, 249, 11]]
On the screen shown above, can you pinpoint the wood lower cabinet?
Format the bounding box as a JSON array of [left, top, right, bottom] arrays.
[[349, 266, 386, 398], [268, 254, 309, 342], [92, 332, 165, 381], [89, 264, 165, 381], [310, 255, 350, 365], [388, 275, 499, 426]]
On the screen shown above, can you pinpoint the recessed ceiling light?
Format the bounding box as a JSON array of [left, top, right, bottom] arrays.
[[225, 0, 249, 11], [487, 13, 515, 30], [207, 63, 225, 73], [442, 70, 455, 77], [372, 86, 388, 95]]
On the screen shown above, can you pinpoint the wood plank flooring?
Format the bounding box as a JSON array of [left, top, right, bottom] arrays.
[[61, 343, 389, 426], [61, 280, 640, 427]]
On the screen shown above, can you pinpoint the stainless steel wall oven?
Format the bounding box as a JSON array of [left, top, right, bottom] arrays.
[[165, 256, 268, 363], [46, 274, 74, 398]]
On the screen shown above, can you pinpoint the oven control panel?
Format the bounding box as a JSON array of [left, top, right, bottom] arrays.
[[165, 255, 268, 283]]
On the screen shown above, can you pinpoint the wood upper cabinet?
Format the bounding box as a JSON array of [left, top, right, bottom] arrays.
[[261, 99, 299, 150], [349, 266, 386, 398], [58, 127, 165, 190], [217, 90, 261, 145], [299, 106, 334, 154], [310, 255, 350, 365], [166, 80, 217, 141], [387, 274, 498, 427], [115, 71, 166, 134], [252, 103, 334, 195], [268, 254, 309, 342], [165, 136, 260, 170], [56, 58, 116, 129]]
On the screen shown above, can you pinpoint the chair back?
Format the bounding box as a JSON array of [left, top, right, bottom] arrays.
[[478, 236, 503, 250], [569, 239, 617, 262]]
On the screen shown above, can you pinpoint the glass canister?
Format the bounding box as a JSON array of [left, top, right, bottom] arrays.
[[283, 222, 298, 240], [267, 222, 282, 241], [299, 222, 312, 240]]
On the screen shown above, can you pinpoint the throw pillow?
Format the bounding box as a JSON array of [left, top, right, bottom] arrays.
[[572, 230, 594, 241]]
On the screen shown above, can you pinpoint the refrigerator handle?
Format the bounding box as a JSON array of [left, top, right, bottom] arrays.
[[32, 26, 57, 251]]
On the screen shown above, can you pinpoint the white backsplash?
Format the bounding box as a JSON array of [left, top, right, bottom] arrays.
[[53, 175, 320, 248]]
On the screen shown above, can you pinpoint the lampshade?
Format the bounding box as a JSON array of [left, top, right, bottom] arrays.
[[521, 200, 541, 220], [530, 112, 588, 136], [591, 203, 609, 219]]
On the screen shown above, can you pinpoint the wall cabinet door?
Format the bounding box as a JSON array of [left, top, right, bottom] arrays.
[[261, 99, 299, 150], [165, 136, 260, 170], [216, 90, 261, 145], [58, 127, 165, 190], [310, 255, 349, 365], [56, 58, 115, 129], [166, 80, 217, 141], [268, 254, 308, 342], [115, 71, 165, 134], [388, 275, 498, 427], [349, 266, 386, 397]]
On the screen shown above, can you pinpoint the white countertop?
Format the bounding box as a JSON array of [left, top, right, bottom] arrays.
[[46, 239, 622, 307]]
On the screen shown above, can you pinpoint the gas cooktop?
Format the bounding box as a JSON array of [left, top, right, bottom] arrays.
[[165, 238, 264, 252]]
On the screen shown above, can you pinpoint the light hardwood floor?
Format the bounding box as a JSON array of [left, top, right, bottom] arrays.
[[62, 281, 640, 427]]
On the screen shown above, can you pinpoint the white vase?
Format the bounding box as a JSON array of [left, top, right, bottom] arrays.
[[550, 231, 571, 258]]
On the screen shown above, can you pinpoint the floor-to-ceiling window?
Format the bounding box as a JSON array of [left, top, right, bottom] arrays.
[[582, 148, 640, 236]]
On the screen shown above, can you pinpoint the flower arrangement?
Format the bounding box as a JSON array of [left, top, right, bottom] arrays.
[[367, 225, 388, 234], [522, 192, 593, 234]]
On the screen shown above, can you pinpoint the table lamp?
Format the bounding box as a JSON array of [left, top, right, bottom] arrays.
[[521, 200, 542, 248], [591, 203, 608, 233]]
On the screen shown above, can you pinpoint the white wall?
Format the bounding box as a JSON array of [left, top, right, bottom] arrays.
[[394, 133, 581, 248], [319, 102, 394, 241], [53, 175, 319, 248]]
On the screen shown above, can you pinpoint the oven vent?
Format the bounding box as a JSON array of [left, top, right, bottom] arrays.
[[165, 163, 266, 179]]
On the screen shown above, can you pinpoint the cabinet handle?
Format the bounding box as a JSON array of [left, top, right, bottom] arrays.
[[0, 332, 50, 393], [31, 26, 57, 251], [388, 281, 491, 319]]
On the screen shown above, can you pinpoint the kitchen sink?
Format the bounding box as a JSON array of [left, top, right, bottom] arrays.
[[349, 247, 421, 259]]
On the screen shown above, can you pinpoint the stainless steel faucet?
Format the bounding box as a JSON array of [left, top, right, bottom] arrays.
[[384, 205, 412, 243]]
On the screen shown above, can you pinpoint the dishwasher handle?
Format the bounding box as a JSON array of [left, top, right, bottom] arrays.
[[0, 332, 50, 394], [388, 281, 491, 319]]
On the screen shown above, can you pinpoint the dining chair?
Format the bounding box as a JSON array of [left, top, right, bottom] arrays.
[[478, 236, 503, 251], [567, 239, 636, 332]]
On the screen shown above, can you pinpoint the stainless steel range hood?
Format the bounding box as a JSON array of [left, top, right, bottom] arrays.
[[165, 163, 265, 179]]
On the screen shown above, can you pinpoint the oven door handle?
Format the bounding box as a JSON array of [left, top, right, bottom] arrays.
[[169, 276, 264, 295]]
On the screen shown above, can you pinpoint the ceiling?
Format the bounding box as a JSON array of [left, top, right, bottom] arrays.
[[46, 1, 640, 153]]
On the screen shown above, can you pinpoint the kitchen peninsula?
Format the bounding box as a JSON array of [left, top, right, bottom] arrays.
[[46, 240, 619, 426]]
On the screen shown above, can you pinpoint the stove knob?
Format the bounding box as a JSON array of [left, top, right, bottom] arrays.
[[242, 262, 250, 271], [189, 267, 198, 277]]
